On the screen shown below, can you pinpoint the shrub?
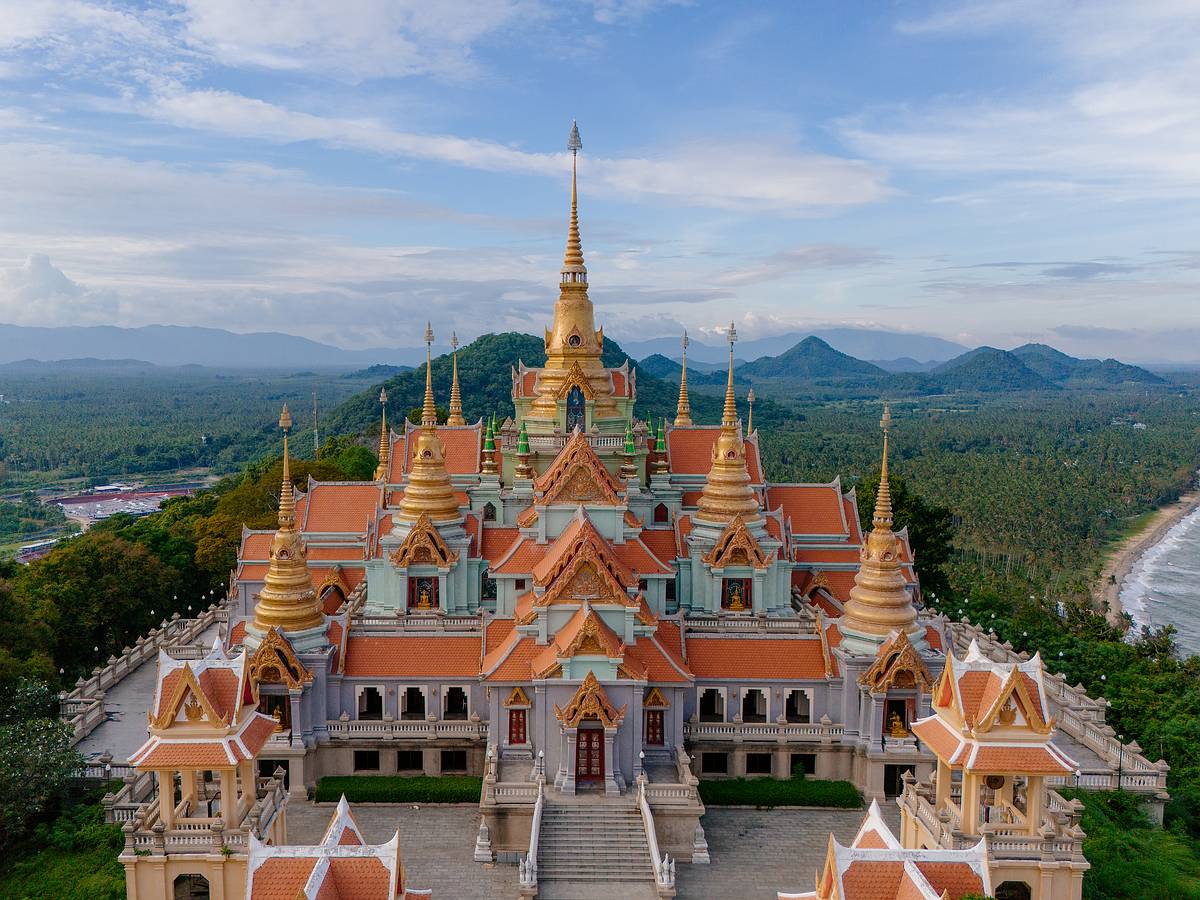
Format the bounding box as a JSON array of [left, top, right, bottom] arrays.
[[314, 775, 483, 804], [697, 776, 861, 808], [0, 800, 124, 900]]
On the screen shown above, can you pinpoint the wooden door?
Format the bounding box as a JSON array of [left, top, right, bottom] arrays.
[[576, 728, 604, 782], [508, 708, 527, 745], [645, 709, 664, 746]]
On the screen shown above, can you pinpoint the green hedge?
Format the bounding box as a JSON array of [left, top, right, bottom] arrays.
[[314, 775, 483, 804], [698, 776, 862, 808]]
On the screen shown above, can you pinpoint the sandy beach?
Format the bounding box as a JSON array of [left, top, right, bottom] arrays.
[[1099, 483, 1200, 625]]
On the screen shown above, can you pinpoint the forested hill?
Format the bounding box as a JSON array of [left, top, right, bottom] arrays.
[[738, 336, 887, 379], [324, 332, 783, 437]]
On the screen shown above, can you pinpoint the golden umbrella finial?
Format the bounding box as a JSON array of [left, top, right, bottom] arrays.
[[747, 386, 755, 433], [674, 329, 693, 426], [721, 321, 738, 428], [279, 404, 292, 432], [374, 387, 390, 480], [874, 403, 893, 530], [447, 331, 465, 425], [421, 323, 437, 428]]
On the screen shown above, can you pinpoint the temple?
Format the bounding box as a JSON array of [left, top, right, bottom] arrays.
[[105, 123, 1170, 900]]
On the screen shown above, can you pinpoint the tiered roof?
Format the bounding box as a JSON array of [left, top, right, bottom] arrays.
[[778, 801, 990, 900], [246, 796, 428, 899]]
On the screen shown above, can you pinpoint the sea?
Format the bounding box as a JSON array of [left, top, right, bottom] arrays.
[[1121, 504, 1200, 656]]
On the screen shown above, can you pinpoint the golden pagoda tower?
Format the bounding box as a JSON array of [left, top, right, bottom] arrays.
[[746, 385, 755, 433], [530, 121, 617, 418], [373, 386, 390, 481], [446, 332, 466, 426], [252, 405, 325, 635], [397, 323, 461, 522], [839, 404, 921, 652], [695, 322, 761, 525], [674, 330, 693, 426]]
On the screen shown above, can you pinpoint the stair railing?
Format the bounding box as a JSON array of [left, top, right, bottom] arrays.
[[637, 774, 676, 894], [518, 780, 544, 895]]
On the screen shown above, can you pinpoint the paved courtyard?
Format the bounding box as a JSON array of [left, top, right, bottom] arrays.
[[286, 802, 897, 899]]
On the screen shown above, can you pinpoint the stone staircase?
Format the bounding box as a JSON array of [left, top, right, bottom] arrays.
[[535, 798, 658, 899]]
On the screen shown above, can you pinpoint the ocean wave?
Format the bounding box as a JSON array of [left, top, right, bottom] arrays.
[[1121, 504, 1200, 654]]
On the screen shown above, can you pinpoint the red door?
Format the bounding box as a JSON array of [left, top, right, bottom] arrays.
[[508, 708, 527, 745], [576, 728, 604, 782], [645, 710, 664, 746]]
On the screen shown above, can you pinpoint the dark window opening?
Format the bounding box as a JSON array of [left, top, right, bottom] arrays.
[[700, 752, 728, 775], [515, 578, 527, 591], [408, 576, 438, 610], [354, 750, 380, 772], [645, 709, 664, 746], [785, 690, 811, 724], [441, 750, 468, 773], [508, 708, 527, 745], [481, 575, 497, 602], [741, 689, 767, 723], [357, 687, 383, 721], [746, 752, 772, 775], [444, 686, 469, 720], [638, 578, 648, 593], [261, 692, 290, 729], [699, 688, 724, 723], [791, 753, 817, 777], [401, 686, 425, 721], [566, 386, 585, 431], [257, 759, 289, 788], [482, 502, 497, 521], [665, 579, 676, 602], [653, 503, 669, 525], [397, 750, 423, 772], [996, 883, 1033, 900], [884, 764, 915, 798], [173, 874, 210, 900]]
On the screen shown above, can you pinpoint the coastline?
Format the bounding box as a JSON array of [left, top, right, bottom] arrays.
[[1100, 483, 1200, 626]]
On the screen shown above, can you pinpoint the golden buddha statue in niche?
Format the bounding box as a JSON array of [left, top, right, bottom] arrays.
[[888, 710, 908, 737]]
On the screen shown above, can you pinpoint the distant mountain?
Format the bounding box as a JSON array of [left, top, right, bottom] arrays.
[[0, 356, 158, 371], [738, 336, 887, 379], [871, 357, 939, 373], [0, 323, 426, 369], [932, 347, 1058, 392], [1011, 343, 1164, 386], [636, 353, 731, 385], [345, 364, 412, 379], [620, 328, 967, 366]]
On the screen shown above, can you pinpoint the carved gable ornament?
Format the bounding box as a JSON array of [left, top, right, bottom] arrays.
[[390, 512, 459, 569], [555, 361, 596, 400], [644, 687, 670, 709], [535, 433, 622, 506], [554, 671, 626, 729], [539, 557, 633, 608], [561, 609, 623, 659], [702, 514, 770, 569], [503, 686, 531, 708], [976, 668, 1052, 735], [248, 627, 313, 691], [858, 630, 932, 693], [152, 664, 227, 730]]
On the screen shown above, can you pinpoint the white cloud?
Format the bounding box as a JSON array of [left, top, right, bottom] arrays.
[[0, 254, 119, 326], [714, 244, 886, 287]]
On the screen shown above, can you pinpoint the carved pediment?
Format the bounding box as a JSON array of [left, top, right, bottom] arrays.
[[554, 671, 626, 729], [555, 361, 597, 400], [858, 630, 932, 694], [538, 557, 633, 608], [390, 513, 459, 569], [152, 664, 228, 730], [248, 627, 313, 691], [534, 433, 622, 505], [644, 687, 670, 709], [702, 514, 770, 569], [503, 686, 531, 708], [976, 668, 1051, 735], [560, 609, 622, 659]]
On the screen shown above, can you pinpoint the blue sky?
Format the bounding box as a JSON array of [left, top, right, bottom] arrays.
[[1, 1, 1199, 361]]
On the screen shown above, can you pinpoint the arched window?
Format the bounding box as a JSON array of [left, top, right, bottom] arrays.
[[566, 386, 585, 431], [653, 503, 669, 524], [173, 875, 210, 900], [996, 882, 1032, 900], [482, 502, 497, 522]]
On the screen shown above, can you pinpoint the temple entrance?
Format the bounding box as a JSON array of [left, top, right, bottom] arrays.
[[576, 727, 604, 785], [566, 386, 585, 431]]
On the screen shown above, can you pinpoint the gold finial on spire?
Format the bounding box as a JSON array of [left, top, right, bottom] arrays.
[[839, 401, 919, 652], [373, 387, 390, 481], [747, 385, 755, 434], [447, 331, 465, 426], [562, 120, 586, 281], [697, 321, 760, 525], [421, 322, 437, 428], [252, 405, 323, 635], [674, 330, 693, 426], [721, 321, 738, 427]]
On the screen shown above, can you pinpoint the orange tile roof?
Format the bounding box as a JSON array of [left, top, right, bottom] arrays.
[[531, 514, 635, 587], [304, 483, 382, 533], [135, 741, 238, 768], [640, 529, 679, 564], [844, 496, 863, 542], [250, 858, 319, 900], [680, 490, 703, 507], [229, 620, 247, 645], [841, 860, 906, 900], [492, 537, 545, 574], [914, 863, 984, 899], [820, 570, 859, 602], [241, 531, 273, 560], [613, 538, 675, 575], [198, 668, 239, 720], [396, 426, 480, 477], [767, 484, 848, 535], [686, 637, 829, 679], [344, 636, 481, 677], [522, 370, 537, 396], [611, 370, 627, 396], [321, 858, 393, 898], [968, 745, 1075, 775], [911, 716, 963, 763], [625, 635, 692, 682], [306, 545, 364, 561], [825, 622, 843, 648], [925, 626, 942, 652], [481, 527, 519, 562], [484, 634, 541, 681], [794, 548, 860, 564], [667, 427, 762, 481], [310, 566, 364, 593]]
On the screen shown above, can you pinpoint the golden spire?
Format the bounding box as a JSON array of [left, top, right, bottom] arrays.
[[253, 405, 324, 635], [446, 332, 466, 426], [398, 324, 460, 522], [533, 120, 614, 417], [674, 330, 693, 426], [696, 322, 761, 525], [373, 387, 390, 481], [839, 403, 920, 651], [747, 385, 755, 433]]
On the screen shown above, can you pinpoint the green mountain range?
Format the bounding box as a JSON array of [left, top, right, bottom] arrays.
[[738, 336, 887, 379]]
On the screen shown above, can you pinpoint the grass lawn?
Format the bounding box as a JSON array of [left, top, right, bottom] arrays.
[[314, 774, 483, 804], [698, 776, 862, 808]]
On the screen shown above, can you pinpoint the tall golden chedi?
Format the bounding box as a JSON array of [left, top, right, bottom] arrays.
[[250, 405, 325, 644], [446, 332, 466, 426], [373, 386, 390, 481], [695, 322, 762, 525], [674, 330, 693, 427], [529, 121, 618, 420], [397, 323, 461, 522], [839, 404, 923, 654]]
